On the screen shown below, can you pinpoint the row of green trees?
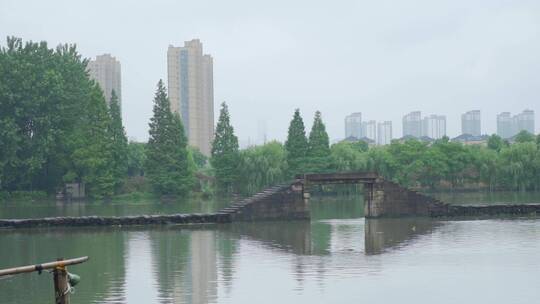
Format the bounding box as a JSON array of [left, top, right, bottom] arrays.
[[2, 37, 539, 199], [227, 110, 540, 194], [0, 37, 128, 197]]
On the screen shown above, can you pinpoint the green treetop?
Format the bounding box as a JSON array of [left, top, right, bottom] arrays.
[[487, 134, 504, 152], [108, 90, 128, 191], [285, 109, 308, 176], [211, 102, 240, 192], [308, 111, 330, 157], [145, 80, 194, 196], [306, 111, 330, 173], [514, 130, 535, 143]]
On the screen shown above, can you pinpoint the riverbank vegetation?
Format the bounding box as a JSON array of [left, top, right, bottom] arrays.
[[1, 37, 539, 201]]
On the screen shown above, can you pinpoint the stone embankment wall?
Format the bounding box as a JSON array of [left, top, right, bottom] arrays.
[[0, 183, 309, 229], [0, 213, 232, 229], [365, 180, 448, 218], [364, 180, 540, 218], [444, 204, 540, 217], [219, 182, 309, 221]]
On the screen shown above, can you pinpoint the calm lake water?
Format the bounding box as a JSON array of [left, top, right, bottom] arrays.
[[1, 193, 540, 303]]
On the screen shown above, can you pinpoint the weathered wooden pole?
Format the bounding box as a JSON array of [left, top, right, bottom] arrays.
[[0, 256, 88, 304], [53, 258, 70, 304]]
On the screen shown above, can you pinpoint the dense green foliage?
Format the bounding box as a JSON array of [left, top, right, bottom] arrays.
[[0, 37, 122, 197], [237, 141, 288, 194], [144, 80, 194, 196], [108, 90, 129, 191], [211, 102, 240, 192], [238, 133, 540, 194], [284, 109, 309, 176], [189, 147, 208, 169], [127, 142, 146, 177]]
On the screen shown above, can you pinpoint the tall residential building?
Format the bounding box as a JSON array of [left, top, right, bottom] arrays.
[[422, 115, 446, 139], [497, 110, 535, 138], [377, 121, 392, 145], [87, 54, 122, 110], [168, 39, 214, 155], [402, 111, 422, 138], [497, 112, 513, 139], [461, 110, 481, 136], [362, 120, 377, 142], [344, 112, 362, 139], [514, 109, 535, 135]]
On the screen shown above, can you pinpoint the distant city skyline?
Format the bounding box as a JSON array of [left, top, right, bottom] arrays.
[[3, 0, 539, 144]]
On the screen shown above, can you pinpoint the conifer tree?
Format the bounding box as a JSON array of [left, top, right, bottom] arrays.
[[66, 85, 116, 197], [307, 111, 330, 173], [108, 90, 128, 191], [285, 109, 308, 176], [145, 80, 194, 196], [308, 111, 330, 157], [211, 102, 240, 192]]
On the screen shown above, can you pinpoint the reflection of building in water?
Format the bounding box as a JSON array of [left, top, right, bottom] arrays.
[[125, 232, 158, 303], [190, 231, 218, 304], [150, 229, 219, 304]]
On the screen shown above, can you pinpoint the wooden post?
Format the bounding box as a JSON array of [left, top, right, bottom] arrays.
[[53, 258, 70, 304]]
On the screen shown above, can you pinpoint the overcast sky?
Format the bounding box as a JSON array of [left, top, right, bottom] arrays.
[[2, 0, 539, 144]]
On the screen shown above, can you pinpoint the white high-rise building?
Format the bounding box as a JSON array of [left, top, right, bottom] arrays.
[[168, 39, 214, 155], [377, 121, 392, 145], [87, 54, 122, 111], [422, 115, 446, 139], [497, 110, 535, 139], [402, 111, 422, 138], [362, 120, 377, 142], [461, 110, 481, 136], [345, 112, 362, 139]]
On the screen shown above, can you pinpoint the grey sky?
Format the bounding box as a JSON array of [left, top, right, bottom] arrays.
[[2, 0, 539, 144]]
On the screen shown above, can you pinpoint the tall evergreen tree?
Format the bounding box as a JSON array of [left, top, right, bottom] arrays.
[[65, 85, 116, 197], [285, 109, 308, 176], [308, 111, 330, 157], [145, 80, 194, 196], [108, 90, 128, 191], [306, 111, 331, 173], [211, 102, 240, 192]]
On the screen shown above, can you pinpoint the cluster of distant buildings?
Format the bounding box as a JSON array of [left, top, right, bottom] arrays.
[[345, 109, 535, 146], [344, 113, 392, 145], [87, 39, 215, 155]]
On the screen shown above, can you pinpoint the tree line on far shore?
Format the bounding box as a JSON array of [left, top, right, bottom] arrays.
[[2, 37, 540, 200]]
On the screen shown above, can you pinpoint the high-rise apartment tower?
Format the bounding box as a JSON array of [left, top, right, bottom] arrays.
[[167, 39, 214, 155], [461, 110, 481, 136], [87, 54, 122, 111], [377, 121, 393, 145], [344, 112, 362, 139], [402, 111, 422, 138]]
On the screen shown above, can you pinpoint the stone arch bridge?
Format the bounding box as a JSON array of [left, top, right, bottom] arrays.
[[221, 172, 449, 221]]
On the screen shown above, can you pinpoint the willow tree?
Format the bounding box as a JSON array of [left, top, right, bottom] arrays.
[[211, 102, 240, 192]]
